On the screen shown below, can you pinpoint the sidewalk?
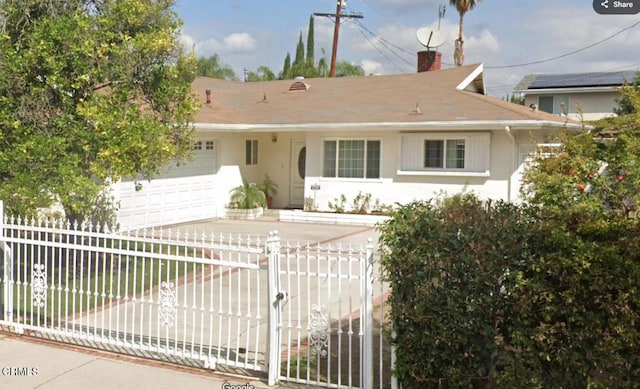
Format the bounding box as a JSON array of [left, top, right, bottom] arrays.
[[0, 331, 276, 389], [0, 216, 381, 389]]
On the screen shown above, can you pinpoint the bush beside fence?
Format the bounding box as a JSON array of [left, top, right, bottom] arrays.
[[378, 194, 640, 388]]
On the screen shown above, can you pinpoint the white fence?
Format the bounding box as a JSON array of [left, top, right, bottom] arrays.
[[0, 203, 391, 387]]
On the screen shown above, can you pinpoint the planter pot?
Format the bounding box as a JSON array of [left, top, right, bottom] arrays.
[[223, 207, 264, 220], [265, 196, 273, 209]]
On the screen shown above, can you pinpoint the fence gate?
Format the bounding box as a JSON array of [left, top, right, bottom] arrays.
[[0, 206, 269, 374], [266, 233, 387, 388], [1, 201, 392, 387]]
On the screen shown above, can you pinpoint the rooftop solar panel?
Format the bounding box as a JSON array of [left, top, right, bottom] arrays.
[[527, 70, 639, 89]]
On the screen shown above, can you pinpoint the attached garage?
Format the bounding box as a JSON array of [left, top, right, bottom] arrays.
[[115, 138, 218, 229]]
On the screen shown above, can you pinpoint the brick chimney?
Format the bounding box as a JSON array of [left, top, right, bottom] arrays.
[[205, 89, 211, 104], [417, 50, 442, 72]]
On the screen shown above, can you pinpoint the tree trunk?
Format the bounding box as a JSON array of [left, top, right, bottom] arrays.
[[455, 12, 466, 66]]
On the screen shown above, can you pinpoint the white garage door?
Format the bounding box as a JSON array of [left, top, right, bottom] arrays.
[[116, 139, 218, 229]]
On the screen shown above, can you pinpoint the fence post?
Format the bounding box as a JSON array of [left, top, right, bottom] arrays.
[[1, 200, 13, 324], [391, 331, 400, 389], [266, 230, 282, 386], [361, 238, 375, 389]]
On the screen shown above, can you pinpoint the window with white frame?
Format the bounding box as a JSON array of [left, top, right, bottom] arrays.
[[400, 132, 490, 174], [245, 139, 258, 165], [322, 139, 381, 179], [424, 139, 465, 169], [539, 95, 569, 115]]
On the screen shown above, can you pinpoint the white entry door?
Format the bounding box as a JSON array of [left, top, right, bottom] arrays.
[[289, 139, 306, 208]]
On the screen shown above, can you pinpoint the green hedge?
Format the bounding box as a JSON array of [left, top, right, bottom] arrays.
[[378, 194, 640, 388]]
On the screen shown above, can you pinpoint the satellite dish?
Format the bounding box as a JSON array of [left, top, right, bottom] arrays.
[[416, 27, 445, 49]]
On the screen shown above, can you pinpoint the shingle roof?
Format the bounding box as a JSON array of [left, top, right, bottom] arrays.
[[192, 64, 574, 126], [518, 70, 639, 90]]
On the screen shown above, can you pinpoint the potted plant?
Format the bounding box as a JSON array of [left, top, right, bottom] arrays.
[[258, 174, 279, 209], [226, 178, 266, 219]]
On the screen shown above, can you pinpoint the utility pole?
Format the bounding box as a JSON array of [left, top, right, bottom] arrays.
[[314, 1, 363, 77]]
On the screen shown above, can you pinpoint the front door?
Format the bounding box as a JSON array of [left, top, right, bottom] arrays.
[[289, 139, 306, 208]]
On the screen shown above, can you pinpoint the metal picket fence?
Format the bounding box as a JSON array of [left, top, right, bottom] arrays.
[[0, 201, 392, 387]]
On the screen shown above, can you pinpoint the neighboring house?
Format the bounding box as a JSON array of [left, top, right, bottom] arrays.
[[514, 70, 639, 122], [114, 63, 582, 228]]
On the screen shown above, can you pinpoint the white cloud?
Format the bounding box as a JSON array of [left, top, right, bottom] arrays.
[[178, 34, 196, 54], [222, 32, 256, 52], [464, 29, 500, 59], [182, 32, 257, 58], [373, 0, 441, 13], [195, 38, 223, 57], [361, 59, 383, 75]]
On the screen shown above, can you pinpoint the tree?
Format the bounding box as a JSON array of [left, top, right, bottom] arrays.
[[286, 27, 320, 79], [290, 31, 318, 78], [522, 86, 640, 218], [0, 0, 198, 222], [504, 93, 524, 105], [247, 65, 276, 82], [278, 21, 357, 79], [196, 54, 237, 80], [317, 49, 329, 77], [614, 72, 640, 116], [306, 15, 315, 66], [449, 0, 482, 66], [281, 52, 291, 79], [335, 61, 365, 77], [294, 31, 305, 68]]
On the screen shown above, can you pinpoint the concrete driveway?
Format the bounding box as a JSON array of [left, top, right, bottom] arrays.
[[168, 218, 381, 248], [71, 217, 385, 386]]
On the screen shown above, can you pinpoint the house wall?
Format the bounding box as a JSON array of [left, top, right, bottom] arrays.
[[115, 126, 557, 228], [202, 130, 300, 210], [524, 91, 619, 121], [302, 129, 525, 212]]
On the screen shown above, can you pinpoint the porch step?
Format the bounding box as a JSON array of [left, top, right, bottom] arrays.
[[259, 209, 281, 221]]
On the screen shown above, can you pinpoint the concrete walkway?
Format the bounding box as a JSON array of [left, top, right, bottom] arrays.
[[0, 216, 382, 389], [0, 331, 274, 389]]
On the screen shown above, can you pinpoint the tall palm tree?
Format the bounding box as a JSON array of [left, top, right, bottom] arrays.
[[449, 0, 482, 66]]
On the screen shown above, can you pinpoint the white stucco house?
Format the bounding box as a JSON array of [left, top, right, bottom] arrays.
[[514, 70, 639, 122], [114, 63, 583, 228]]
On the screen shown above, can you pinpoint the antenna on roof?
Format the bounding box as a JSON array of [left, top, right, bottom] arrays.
[[438, 4, 446, 30]]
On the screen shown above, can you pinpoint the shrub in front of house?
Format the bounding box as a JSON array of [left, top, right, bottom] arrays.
[[378, 193, 640, 388]]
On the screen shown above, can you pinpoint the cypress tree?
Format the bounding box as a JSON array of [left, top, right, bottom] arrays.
[[306, 16, 315, 66], [294, 31, 304, 67], [282, 52, 291, 79]]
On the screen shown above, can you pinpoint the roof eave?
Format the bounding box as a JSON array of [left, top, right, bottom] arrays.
[[515, 86, 620, 94], [193, 119, 584, 132]]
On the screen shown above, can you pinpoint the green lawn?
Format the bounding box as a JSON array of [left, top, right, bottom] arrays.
[[5, 239, 196, 325]]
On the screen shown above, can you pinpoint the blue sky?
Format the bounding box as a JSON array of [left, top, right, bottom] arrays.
[[175, 0, 640, 96]]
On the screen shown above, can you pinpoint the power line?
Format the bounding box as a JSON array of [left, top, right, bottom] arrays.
[[352, 21, 409, 73], [354, 20, 415, 56], [313, 0, 364, 77], [486, 20, 640, 69]]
